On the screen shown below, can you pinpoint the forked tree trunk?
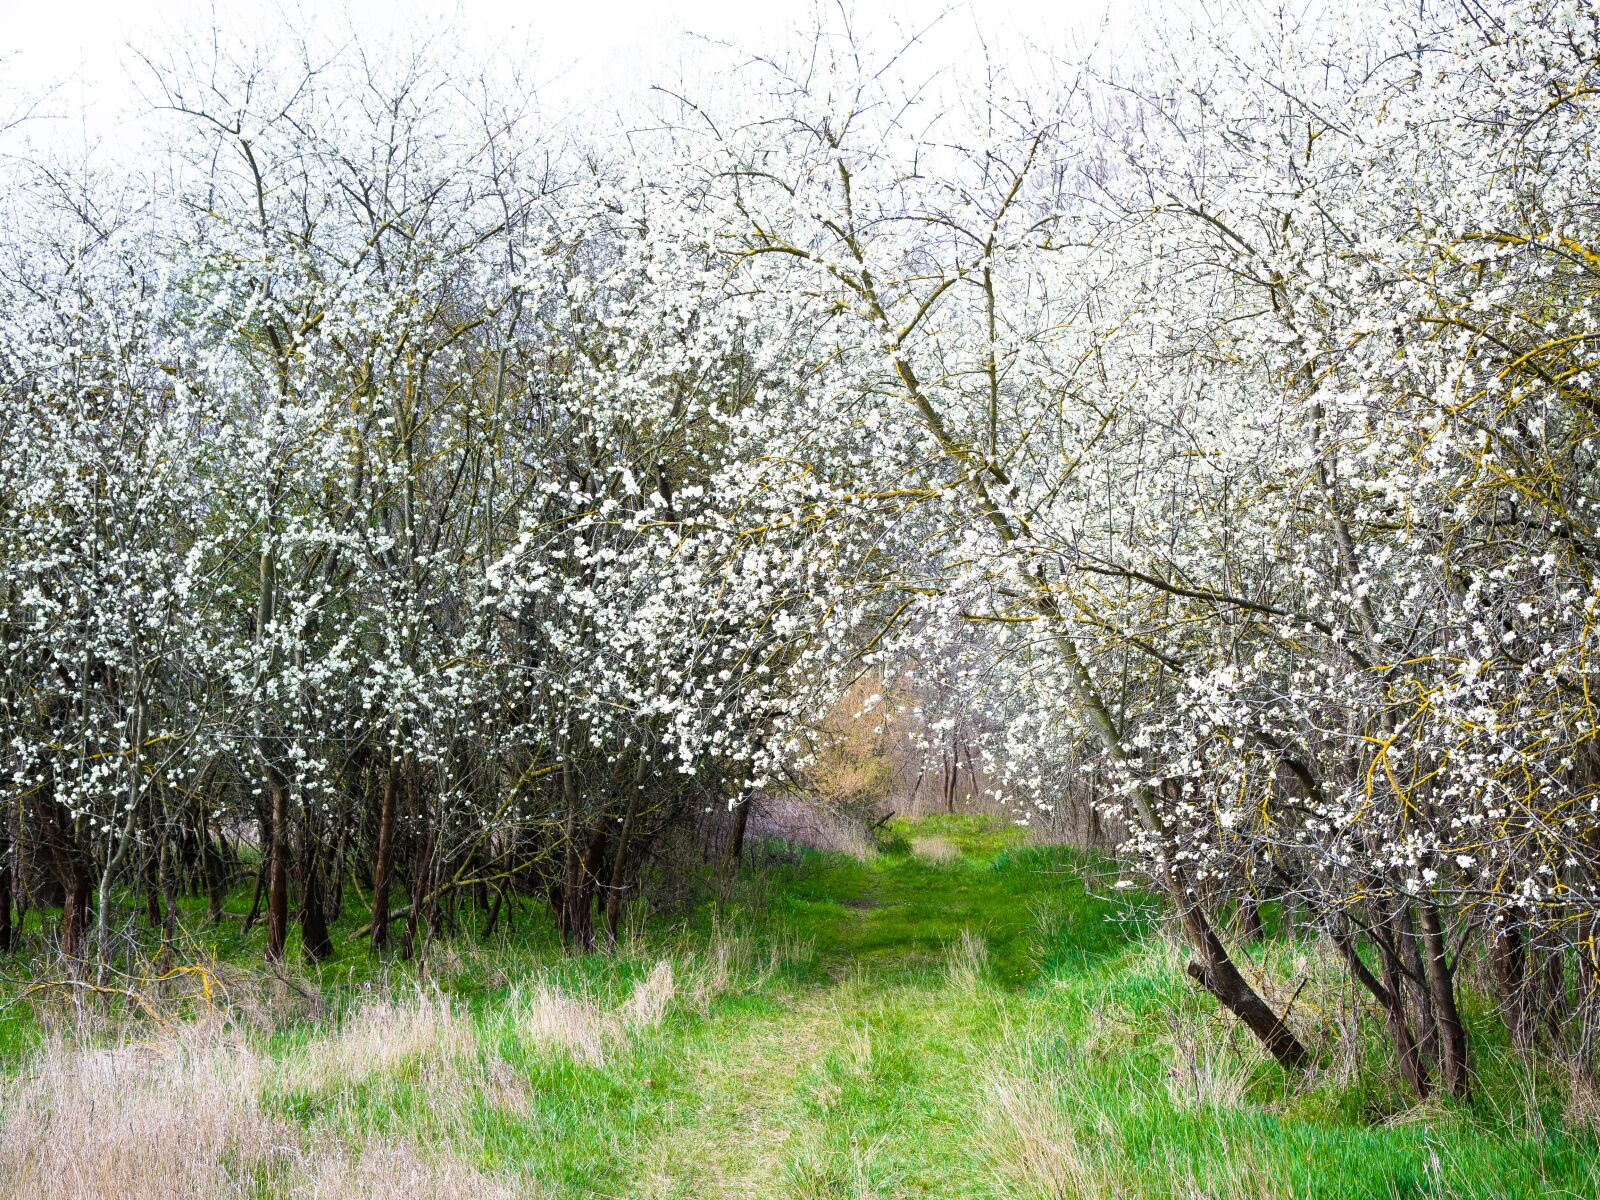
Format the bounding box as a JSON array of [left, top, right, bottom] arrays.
[[1174, 876, 1308, 1069], [1392, 903, 1439, 1069], [1330, 922, 1429, 1098]]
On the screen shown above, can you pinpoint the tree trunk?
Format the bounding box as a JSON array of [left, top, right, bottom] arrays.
[[0, 826, 13, 954], [1330, 923, 1429, 1098], [483, 885, 505, 937], [62, 872, 92, 963], [159, 838, 179, 967], [605, 796, 638, 950], [241, 858, 266, 934], [1491, 921, 1532, 1050], [400, 787, 434, 962], [566, 823, 609, 953], [1398, 904, 1440, 1068], [44, 806, 93, 962], [264, 768, 290, 962], [300, 857, 332, 963], [724, 796, 751, 869], [1176, 879, 1308, 1069], [1417, 899, 1470, 1097], [370, 756, 399, 954]]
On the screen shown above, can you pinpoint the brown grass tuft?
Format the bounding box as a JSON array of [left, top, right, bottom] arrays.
[[517, 981, 612, 1065], [276, 987, 478, 1097], [984, 1057, 1112, 1200], [910, 835, 959, 862], [0, 1028, 279, 1200], [618, 960, 676, 1031], [0, 1000, 528, 1200], [1567, 1064, 1600, 1135], [302, 1138, 523, 1199], [945, 929, 989, 989]]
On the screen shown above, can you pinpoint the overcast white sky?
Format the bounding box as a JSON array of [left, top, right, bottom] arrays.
[[3, 0, 1132, 117]]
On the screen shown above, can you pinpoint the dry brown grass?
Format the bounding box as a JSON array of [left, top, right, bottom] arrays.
[[0, 1013, 523, 1200], [983, 1053, 1113, 1200], [910, 835, 958, 862], [1163, 1022, 1254, 1111], [1566, 1064, 1600, 1135], [677, 919, 805, 1010], [513, 923, 803, 1069], [0, 1030, 274, 1200], [945, 928, 989, 990], [619, 960, 676, 1030], [300, 1139, 523, 1200], [514, 955, 684, 1065], [517, 980, 613, 1065], [275, 987, 479, 1097]]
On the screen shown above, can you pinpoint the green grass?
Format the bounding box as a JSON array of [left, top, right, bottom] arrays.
[[4, 813, 1597, 1198]]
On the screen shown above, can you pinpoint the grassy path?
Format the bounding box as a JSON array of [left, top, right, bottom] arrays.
[[583, 817, 1599, 1199], [617, 825, 1120, 1200]]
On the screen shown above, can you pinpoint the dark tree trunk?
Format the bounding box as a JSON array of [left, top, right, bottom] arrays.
[[297, 788, 333, 963], [61, 873, 92, 963], [482, 884, 505, 937], [1175, 873, 1308, 1070], [327, 781, 353, 924], [370, 757, 399, 954], [144, 869, 163, 932], [300, 859, 332, 963], [1398, 904, 1440, 1068], [724, 796, 751, 869], [1491, 921, 1532, 1050], [159, 839, 179, 965], [1418, 899, 1470, 1097], [1331, 923, 1429, 1098], [241, 859, 266, 934], [557, 820, 609, 953], [265, 768, 290, 962], [604, 790, 641, 949], [0, 826, 13, 954], [400, 787, 435, 962], [44, 807, 93, 962]]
